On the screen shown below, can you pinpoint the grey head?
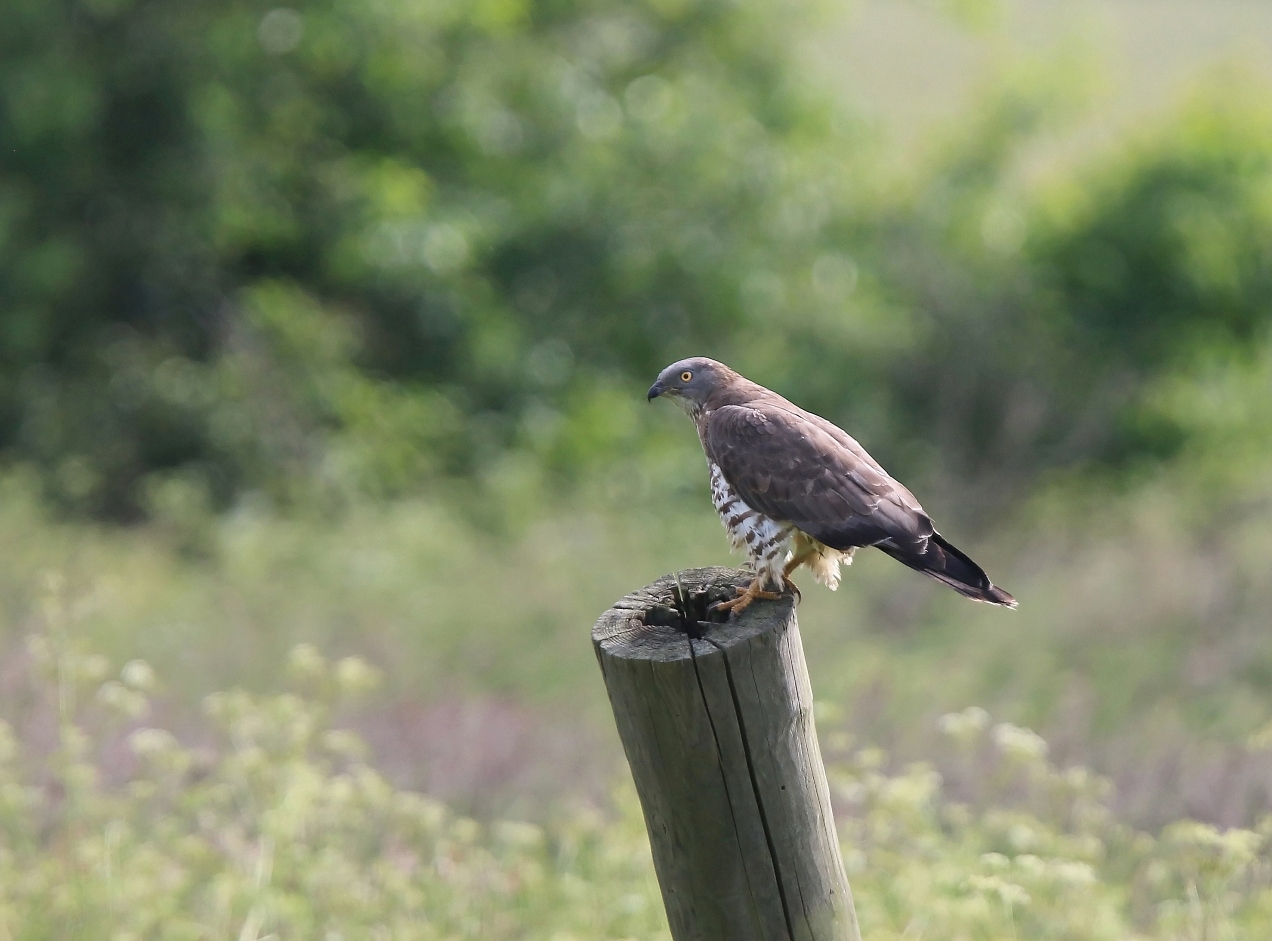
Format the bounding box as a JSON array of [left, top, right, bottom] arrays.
[[646, 357, 739, 413]]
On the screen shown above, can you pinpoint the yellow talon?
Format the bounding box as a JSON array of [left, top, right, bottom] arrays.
[[712, 576, 782, 617]]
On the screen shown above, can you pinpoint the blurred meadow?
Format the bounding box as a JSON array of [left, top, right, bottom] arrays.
[[5, 0, 1272, 935]]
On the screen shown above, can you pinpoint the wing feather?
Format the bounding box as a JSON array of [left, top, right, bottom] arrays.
[[704, 402, 934, 552]]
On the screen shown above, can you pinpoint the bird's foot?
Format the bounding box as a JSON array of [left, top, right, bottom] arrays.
[[712, 578, 781, 617], [782, 575, 802, 603]]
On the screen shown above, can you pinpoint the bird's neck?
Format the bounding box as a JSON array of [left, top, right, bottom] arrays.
[[705, 377, 769, 410], [687, 402, 710, 444]]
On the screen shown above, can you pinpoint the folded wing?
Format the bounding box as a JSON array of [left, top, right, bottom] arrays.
[[705, 401, 931, 552], [705, 401, 1015, 606]]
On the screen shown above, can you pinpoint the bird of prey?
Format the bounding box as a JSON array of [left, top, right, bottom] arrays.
[[648, 357, 1016, 615]]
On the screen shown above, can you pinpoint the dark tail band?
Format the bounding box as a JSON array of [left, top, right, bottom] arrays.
[[878, 533, 1017, 608]]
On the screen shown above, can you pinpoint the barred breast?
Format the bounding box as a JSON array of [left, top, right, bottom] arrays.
[[708, 461, 795, 589], [708, 461, 853, 591]]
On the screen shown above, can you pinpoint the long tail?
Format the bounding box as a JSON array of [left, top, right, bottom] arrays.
[[877, 533, 1017, 607]]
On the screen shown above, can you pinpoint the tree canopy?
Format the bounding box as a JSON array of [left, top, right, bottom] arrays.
[[3, 0, 1272, 519]]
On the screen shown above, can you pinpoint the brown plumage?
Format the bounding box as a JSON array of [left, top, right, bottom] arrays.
[[648, 356, 1016, 614]]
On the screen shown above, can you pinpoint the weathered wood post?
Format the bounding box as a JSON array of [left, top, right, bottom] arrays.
[[593, 565, 860, 941]]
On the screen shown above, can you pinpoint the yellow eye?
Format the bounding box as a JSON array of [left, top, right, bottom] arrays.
[[680, 370, 693, 382]]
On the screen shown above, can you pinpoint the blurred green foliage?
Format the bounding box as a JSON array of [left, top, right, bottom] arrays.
[[5, 5, 1272, 933], [1, 0, 853, 517], [10, 625, 1272, 938], [3, 630, 669, 939], [1030, 96, 1272, 470], [856, 80, 1272, 503], [3, 461, 1271, 831], [4, 0, 1272, 519]]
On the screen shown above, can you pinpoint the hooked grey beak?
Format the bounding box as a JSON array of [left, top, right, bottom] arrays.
[[647, 381, 663, 401]]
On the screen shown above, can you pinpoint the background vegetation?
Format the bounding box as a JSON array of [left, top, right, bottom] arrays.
[[4, 0, 1272, 935]]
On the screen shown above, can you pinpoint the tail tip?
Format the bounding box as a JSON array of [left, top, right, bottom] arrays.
[[987, 585, 1017, 608]]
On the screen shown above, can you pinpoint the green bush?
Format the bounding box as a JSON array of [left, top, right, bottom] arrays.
[[1, 0, 859, 517], [847, 82, 1272, 501], [1026, 91, 1272, 470]]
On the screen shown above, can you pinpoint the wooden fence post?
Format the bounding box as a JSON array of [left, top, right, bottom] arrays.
[[593, 565, 861, 941]]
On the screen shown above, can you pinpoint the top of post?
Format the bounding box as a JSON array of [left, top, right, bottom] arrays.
[[593, 566, 797, 663]]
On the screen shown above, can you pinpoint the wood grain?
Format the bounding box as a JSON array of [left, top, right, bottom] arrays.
[[594, 566, 860, 941]]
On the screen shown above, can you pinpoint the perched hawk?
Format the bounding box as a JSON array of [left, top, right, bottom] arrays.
[[648, 357, 1016, 615]]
